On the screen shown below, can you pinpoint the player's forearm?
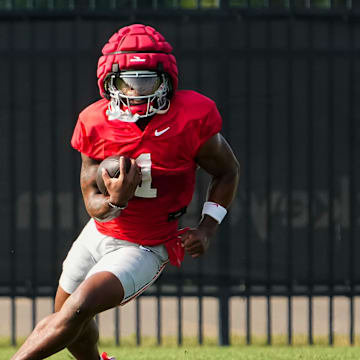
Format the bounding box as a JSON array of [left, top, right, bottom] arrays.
[[85, 193, 121, 222], [198, 167, 240, 237], [206, 165, 240, 209]]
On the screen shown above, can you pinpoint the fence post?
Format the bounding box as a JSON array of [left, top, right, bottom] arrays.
[[218, 290, 230, 346]]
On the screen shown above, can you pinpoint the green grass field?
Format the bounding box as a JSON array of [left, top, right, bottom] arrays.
[[3, 346, 360, 360], [3, 335, 360, 360]]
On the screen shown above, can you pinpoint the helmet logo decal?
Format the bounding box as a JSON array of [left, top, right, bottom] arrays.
[[129, 56, 146, 63]]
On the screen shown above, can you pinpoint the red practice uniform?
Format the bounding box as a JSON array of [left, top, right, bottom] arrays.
[[71, 90, 222, 266]]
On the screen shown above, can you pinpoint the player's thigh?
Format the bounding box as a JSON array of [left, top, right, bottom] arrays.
[[55, 271, 124, 326], [70, 271, 124, 316], [58, 239, 97, 295], [86, 244, 168, 304]]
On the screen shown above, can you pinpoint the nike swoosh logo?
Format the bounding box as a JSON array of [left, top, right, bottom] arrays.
[[155, 127, 170, 136]]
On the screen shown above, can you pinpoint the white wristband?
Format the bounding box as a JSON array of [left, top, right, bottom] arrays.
[[202, 201, 227, 224], [108, 201, 127, 210]]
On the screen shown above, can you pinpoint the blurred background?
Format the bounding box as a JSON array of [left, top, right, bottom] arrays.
[[0, 0, 360, 348]]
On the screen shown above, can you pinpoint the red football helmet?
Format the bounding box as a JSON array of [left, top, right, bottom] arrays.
[[97, 24, 178, 122]]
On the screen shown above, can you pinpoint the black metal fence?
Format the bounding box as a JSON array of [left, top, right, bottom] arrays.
[[1, 0, 360, 347]]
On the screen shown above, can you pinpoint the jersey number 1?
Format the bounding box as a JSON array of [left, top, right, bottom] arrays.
[[135, 153, 157, 198]]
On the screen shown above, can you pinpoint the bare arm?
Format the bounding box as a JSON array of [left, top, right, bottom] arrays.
[[80, 153, 141, 222], [181, 133, 240, 257], [196, 132, 240, 234]]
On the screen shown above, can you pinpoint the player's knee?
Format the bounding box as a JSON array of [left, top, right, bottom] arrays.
[[62, 293, 96, 323]]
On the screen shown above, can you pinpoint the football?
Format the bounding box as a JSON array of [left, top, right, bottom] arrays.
[[96, 155, 132, 195]]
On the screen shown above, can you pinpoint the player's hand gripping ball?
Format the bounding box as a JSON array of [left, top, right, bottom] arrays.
[[96, 155, 131, 195]]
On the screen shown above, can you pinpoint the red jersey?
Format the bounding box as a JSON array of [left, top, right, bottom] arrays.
[[71, 90, 222, 265]]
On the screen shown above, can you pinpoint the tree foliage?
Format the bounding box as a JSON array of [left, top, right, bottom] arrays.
[[0, 0, 351, 10]]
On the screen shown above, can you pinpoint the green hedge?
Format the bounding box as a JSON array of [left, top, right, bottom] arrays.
[[0, 0, 352, 11]]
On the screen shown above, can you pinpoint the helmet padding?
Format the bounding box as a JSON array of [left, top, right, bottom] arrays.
[[97, 24, 178, 100]]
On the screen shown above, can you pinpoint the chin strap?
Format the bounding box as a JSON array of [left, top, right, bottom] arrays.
[[106, 100, 140, 122], [154, 100, 170, 114]]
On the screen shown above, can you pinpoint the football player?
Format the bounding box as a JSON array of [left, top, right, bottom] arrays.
[[11, 24, 239, 360]]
